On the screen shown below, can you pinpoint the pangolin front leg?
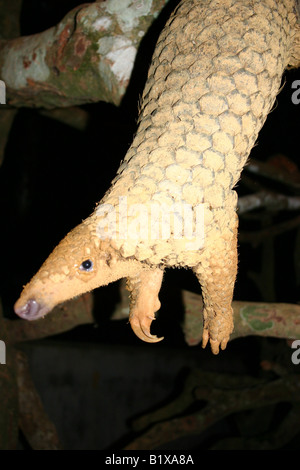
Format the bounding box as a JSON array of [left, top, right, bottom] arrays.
[[127, 268, 164, 343]]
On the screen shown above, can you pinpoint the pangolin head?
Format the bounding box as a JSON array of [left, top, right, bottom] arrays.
[[14, 215, 139, 321]]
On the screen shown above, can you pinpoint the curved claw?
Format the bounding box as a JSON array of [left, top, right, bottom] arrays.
[[220, 337, 229, 351], [202, 328, 209, 349], [129, 315, 164, 343]]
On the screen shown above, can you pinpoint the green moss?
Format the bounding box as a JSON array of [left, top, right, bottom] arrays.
[[240, 305, 274, 331]]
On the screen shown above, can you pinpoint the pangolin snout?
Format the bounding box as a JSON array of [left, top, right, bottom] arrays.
[[14, 299, 50, 320]]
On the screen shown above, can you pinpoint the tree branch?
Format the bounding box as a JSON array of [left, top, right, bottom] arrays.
[[124, 369, 300, 450], [16, 350, 62, 450], [182, 290, 300, 346], [0, 0, 22, 165], [238, 191, 300, 214], [0, 1, 167, 108]]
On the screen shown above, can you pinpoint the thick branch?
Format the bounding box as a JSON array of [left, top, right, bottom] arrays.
[[0, 1, 167, 108], [182, 290, 300, 346], [0, 0, 22, 165]]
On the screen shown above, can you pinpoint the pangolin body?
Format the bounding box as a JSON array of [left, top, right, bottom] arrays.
[[14, 0, 300, 353]]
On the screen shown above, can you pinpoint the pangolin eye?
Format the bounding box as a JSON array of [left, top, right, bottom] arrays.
[[79, 259, 93, 272]]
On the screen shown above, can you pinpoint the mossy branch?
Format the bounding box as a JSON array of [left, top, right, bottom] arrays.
[[0, 0, 167, 108]]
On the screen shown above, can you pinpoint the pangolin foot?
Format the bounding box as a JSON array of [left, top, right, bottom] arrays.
[[202, 329, 230, 355], [202, 310, 233, 354], [129, 312, 164, 343]]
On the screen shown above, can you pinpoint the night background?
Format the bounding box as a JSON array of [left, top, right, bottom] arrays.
[[0, 0, 299, 450]]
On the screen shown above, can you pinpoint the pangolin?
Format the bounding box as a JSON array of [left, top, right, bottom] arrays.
[[14, 0, 300, 354]]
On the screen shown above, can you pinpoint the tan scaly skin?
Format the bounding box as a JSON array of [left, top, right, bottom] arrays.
[[14, 0, 300, 354]]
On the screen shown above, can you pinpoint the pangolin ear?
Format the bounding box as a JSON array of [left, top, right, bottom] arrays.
[[93, 237, 118, 267], [106, 253, 118, 268]]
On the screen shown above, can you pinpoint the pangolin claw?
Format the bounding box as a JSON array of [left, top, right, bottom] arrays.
[[221, 338, 229, 351], [202, 329, 209, 350], [209, 339, 220, 355], [129, 315, 164, 343], [202, 329, 229, 355]]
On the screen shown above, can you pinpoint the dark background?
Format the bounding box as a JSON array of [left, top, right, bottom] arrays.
[[0, 0, 299, 450]]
